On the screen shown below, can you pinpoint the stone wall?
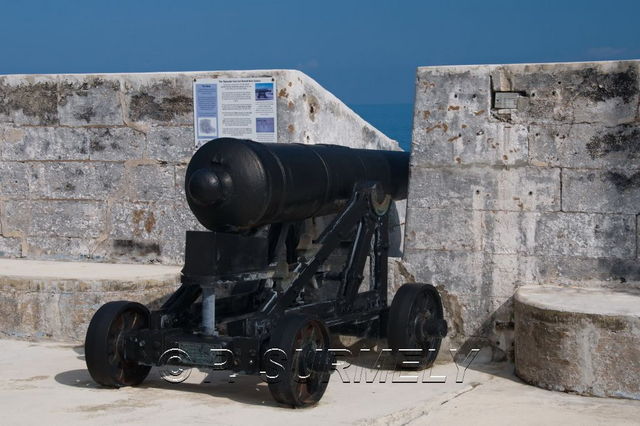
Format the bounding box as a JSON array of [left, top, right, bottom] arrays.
[[403, 60, 640, 360], [0, 70, 398, 265]]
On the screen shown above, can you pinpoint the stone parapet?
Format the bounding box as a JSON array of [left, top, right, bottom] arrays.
[[0, 70, 398, 265], [515, 285, 640, 400], [0, 258, 180, 341], [405, 60, 640, 360]]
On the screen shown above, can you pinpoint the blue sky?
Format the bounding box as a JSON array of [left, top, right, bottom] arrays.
[[0, 0, 638, 105]]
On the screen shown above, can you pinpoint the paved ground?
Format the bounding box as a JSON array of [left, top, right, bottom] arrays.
[[1, 339, 639, 425]]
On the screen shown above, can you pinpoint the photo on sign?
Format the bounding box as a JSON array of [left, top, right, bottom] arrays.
[[256, 117, 275, 133], [255, 82, 274, 101], [198, 117, 217, 137]]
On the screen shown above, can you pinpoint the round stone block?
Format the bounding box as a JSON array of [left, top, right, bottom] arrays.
[[515, 285, 640, 400], [0, 258, 180, 342]]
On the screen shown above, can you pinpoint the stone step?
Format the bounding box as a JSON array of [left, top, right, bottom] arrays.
[[514, 285, 640, 400], [0, 258, 180, 342]]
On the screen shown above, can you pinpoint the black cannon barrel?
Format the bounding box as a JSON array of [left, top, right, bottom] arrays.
[[185, 138, 409, 230]]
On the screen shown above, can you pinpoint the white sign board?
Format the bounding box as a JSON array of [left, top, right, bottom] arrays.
[[193, 77, 277, 148]]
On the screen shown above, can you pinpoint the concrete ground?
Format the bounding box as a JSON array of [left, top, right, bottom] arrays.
[[1, 339, 639, 425]]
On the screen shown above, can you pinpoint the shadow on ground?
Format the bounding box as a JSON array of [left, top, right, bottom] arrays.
[[55, 333, 506, 408], [54, 368, 282, 408]]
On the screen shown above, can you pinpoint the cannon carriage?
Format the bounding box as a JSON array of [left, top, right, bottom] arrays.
[[84, 138, 447, 407]]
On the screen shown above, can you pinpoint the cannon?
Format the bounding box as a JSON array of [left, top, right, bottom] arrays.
[[85, 138, 447, 407]]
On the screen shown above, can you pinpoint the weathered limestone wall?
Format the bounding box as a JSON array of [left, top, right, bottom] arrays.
[[0, 70, 398, 265], [404, 60, 640, 359]]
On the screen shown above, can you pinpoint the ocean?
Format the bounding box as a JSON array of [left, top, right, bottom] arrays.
[[349, 103, 413, 151]]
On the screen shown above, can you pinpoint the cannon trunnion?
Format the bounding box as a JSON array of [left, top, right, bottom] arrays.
[[84, 138, 447, 408]]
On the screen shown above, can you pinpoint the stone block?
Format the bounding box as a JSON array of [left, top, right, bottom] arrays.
[[402, 250, 534, 298], [146, 125, 195, 162], [122, 75, 193, 125], [484, 254, 537, 294], [529, 123, 640, 169], [533, 256, 640, 288], [0, 236, 21, 257], [534, 212, 635, 258], [25, 236, 95, 260], [412, 67, 491, 166], [30, 162, 125, 200], [129, 163, 175, 201], [0, 125, 26, 148], [58, 76, 123, 126], [414, 66, 491, 124], [1, 199, 31, 236], [480, 212, 635, 258], [107, 200, 201, 264], [0, 162, 29, 197], [504, 61, 639, 126], [405, 208, 481, 251], [0, 75, 59, 125], [155, 200, 204, 263], [408, 166, 560, 212], [410, 126, 452, 165], [2, 125, 137, 162], [30, 201, 104, 238], [412, 122, 528, 167], [482, 211, 539, 254], [2, 127, 90, 161], [402, 250, 482, 296], [109, 202, 161, 240], [87, 127, 145, 161], [562, 169, 640, 214], [453, 123, 527, 166]]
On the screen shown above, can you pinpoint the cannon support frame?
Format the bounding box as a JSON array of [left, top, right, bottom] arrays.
[[84, 139, 447, 407], [119, 182, 393, 373]]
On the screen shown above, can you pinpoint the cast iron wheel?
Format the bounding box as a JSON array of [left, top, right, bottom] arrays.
[[387, 283, 446, 369], [85, 301, 151, 387], [266, 314, 331, 408]]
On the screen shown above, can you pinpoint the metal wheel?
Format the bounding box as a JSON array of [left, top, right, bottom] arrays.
[[387, 283, 447, 369], [266, 314, 331, 408], [85, 301, 151, 387]]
